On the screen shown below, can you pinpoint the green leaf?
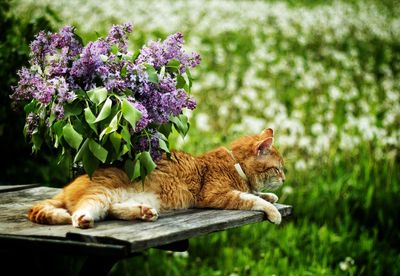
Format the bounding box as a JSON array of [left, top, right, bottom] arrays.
[[53, 120, 66, 148], [124, 159, 135, 180], [24, 100, 37, 113], [88, 139, 108, 163], [99, 111, 120, 140], [176, 75, 186, 89], [53, 120, 65, 137], [170, 114, 190, 138], [109, 132, 122, 153], [120, 144, 130, 157], [73, 138, 89, 163], [87, 87, 108, 105], [140, 151, 157, 175], [82, 150, 99, 178], [110, 111, 120, 129], [71, 117, 86, 136], [75, 89, 86, 100], [111, 44, 119, 55], [185, 66, 193, 84], [166, 59, 180, 69], [84, 107, 97, 134], [133, 160, 141, 179], [121, 123, 131, 144], [185, 66, 193, 92], [120, 64, 127, 78], [31, 133, 43, 152], [84, 107, 96, 123], [121, 99, 142, 130], [48, 112, 56, 127], [145, 64, 159, 84], [158, 122, 172, 139], [166, 59, 180, 74], [158, 138, 170, 153], [64, 101, 82, 117], [131, 49, 140, 62], [94, 98, 112, 123], [63, 123, 83, 150]]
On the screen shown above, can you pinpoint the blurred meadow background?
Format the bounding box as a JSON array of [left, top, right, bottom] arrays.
[[1, 0, 399, 275]]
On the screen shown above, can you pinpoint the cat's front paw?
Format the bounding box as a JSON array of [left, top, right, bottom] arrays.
[[265, 207, 282, 225], [72, 213, 94, 229], [259, 192, 279, 203], [140, 205, 158, 222]]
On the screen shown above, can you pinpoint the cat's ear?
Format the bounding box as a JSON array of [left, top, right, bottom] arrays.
[[261, 128, 274, 138], [255, 137, 274, 155]]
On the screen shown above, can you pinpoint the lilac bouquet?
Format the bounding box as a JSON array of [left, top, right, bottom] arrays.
[[11, 23, 201, 179]]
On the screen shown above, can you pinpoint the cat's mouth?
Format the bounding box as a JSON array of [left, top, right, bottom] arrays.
[[253, 177, 283, 191], [251, 169, 284, 191], [262, 180, 283, 191]]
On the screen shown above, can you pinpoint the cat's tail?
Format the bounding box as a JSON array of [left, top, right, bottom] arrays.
[[28, 191, 72, 225]]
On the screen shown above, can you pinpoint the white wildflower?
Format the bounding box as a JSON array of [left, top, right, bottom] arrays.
[[196, 113, 211, 131], [295, 160, 307, 171], [282, 186, 294, 194], [173, 251, 189, 258]]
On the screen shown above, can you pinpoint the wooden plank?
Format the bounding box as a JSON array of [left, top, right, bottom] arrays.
[[0, 184, 39, 193], [0, 186, 292, 255]]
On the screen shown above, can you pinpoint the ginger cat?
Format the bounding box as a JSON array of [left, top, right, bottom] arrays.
[[28, 128, 286, 228]]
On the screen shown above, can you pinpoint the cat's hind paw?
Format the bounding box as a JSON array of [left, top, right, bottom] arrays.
[[140, 205, 158, 222], [72, 213, 94, 229]]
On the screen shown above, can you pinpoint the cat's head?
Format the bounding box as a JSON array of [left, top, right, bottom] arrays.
[[231, 128, 285, 191]]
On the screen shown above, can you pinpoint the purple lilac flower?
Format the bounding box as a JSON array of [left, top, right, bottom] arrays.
[[32, 79, 55, 104], [101, 60, 133, 92], [163, 32, 184, 60], [10, 68, 37, 105], [137, 90, 167, 124], [25, 112, 39, 137], [136, 41, 166, 68], [186, 95, 197, 110], [106, 23, 133, 53], [133, 129, 162, 161], [70, 39, 109, 89], [159, 75, 176, 92], [50, 26, 82, 57], [162, 90, 188, 117], [134, 75, 196, 125], [135, 32, 201, 71], [51, 103, 64, 119], [12, 68, 57, 105], [30, 31, 52, 65], [30, 26, 83, 79], [188, 52, 201, 68], [48, 26, 83, 77], [51, 77, 75, 103]]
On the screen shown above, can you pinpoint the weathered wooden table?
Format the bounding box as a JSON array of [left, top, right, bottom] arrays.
[[0, 184, 292, 275]]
